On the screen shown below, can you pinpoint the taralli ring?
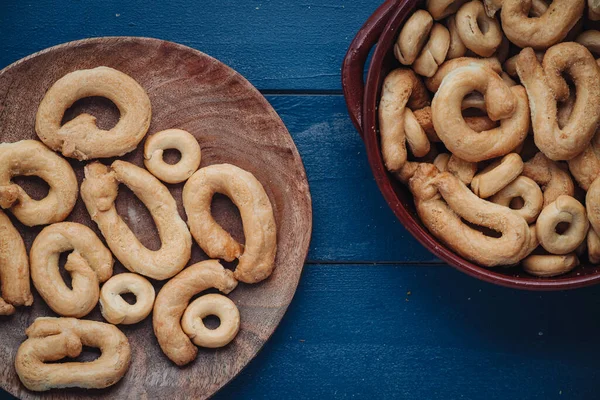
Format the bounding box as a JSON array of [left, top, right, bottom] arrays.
[[143, 129, 201, 184], [521, 254, 580, 277], [446, 14, 467, 59], [81, 161, 192, 280], [522, 152, 575, 207], [30, 222, 113, 318], [427, 0, 469, 20], [425, 56, 501, 92], [394, 10, 434, 65], [471, 153, 523, 198], [536, 195, 589, 255], [378, 69, 431, 172], [0, 210, 32, 315], [498, 0, 584, 50], [412, 23, 451, 77], [0, 140, 78, 226], [455, 1, 502, 57], [431, 64, 529, 162], [490, 176, 544, 223], [15, 317, 131, 391], [153, 260, 238, 366], [181, 293, 240, 349], [409, 164, 535, 267], [35, 66, 151, 160], [100, 273, 155, 325], [516, 43, 600, 160], [183, 164, 277, 284]]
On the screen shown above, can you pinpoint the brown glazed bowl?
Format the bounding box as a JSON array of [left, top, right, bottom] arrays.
[[342, 0, 600, 290]]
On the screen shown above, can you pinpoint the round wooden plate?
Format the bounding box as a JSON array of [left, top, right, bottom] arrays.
[[0, 37, 312, 399]]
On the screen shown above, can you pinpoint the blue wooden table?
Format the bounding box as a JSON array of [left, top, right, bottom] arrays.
[[2, 1, 600, 399]]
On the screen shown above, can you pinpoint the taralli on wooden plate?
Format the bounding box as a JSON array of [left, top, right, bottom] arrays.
[[15, 317, 131, 391], [29, 222, 113, 318], [81, 160, 192, 280], [0, 140, 78, 226], [143, 128, 202, 184], [0, 210, 32, 315], [100, 273, 155, 325], [35, 66, 151, 160], [153, 260, 238, 366], [183, 164, 277, 284], [181, 293, 240, 349]]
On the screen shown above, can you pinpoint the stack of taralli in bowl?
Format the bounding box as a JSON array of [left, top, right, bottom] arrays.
[[380, 0, 600, 278]]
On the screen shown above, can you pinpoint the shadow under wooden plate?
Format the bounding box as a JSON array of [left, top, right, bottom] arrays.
[[0, 37, 312, 400]]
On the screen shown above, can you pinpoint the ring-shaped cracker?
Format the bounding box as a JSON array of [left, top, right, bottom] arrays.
[[181, 293, 240, 349], [409, 164, 536, 267], [516, 44, 600, 161], [30, 222, 113, 318], [15, 317, 131, 391], [153, 260, 238, 366], [456, 1, 502, 57], [183, 164, 277, 284], [81, 161, 192, 281], [394, 10, 434, 65], [35, 66, 151, 160], [536, 195, 589, 255], [379, 69, 431, 172], [499, 0, 584, 50], [471, 153, 523, 198], [100, 273, 155, 325], [490, 176, 543, 224], [522, 253, 579, 277], [143, 129, 201, 184], [431, 64, 529, 162], [0, 140, 77, 227]]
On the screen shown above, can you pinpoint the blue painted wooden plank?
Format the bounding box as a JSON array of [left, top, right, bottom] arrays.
[[215, 264, 600, 400], [0, 0, 379, 91], [266, 94, 438, 263]]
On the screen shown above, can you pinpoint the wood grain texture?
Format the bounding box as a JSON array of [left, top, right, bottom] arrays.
[[0, 0, 382, 91], [0, 37, 311, 399]]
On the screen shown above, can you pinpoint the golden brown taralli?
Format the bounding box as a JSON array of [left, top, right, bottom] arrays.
[[100, 273, 155, 325], [35, 66, 151, 160], [15, 317, 131, 391], [183, 164, 277, 284], [516, 43, 600, 160], [30, 222, 113, 318], [80, 161, 192, 280], [152, 260, 238, 366], [0, 140, 78, 227]]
